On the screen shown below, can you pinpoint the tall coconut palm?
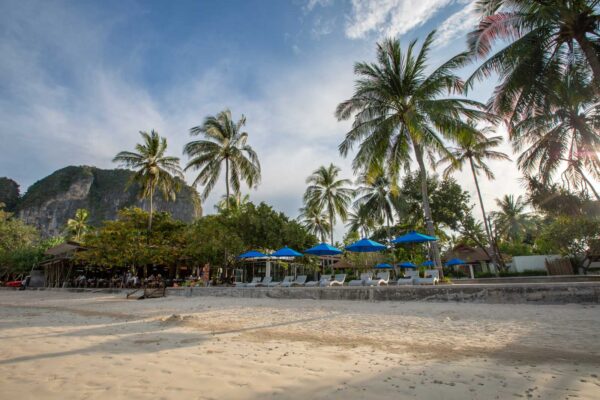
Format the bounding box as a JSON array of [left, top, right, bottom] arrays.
[[304, 164, 353, 244], [510, 69, 600, 199], [335, 31, 492, 270], [66, 208, 89, 242], [298, 205, 331, 243], [346, 203, 376, 238], [437, 122, 510, 266], [354, 163, 400, 241], [184, 110, 261, 208], [491, 194, 531, 242], [113, 130, 183, 230], [467, 0, 600, 122]]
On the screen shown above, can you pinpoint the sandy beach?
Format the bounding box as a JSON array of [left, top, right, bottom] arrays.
[[0, 291, 598, 399]]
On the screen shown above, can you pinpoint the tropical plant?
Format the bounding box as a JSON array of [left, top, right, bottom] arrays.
[[215, 193, 251, 214], [113, 130, 183, 230], [491, 194, 532, 242], [346, 203, 376, 238], [437, 122, 510, 266], [335, 31, 492, 269], [467, 0, 600, 122], [184, 109, 261, 207], [66, 208, 90, 242], [510, 69, 600, 199], [298, 204, 331, 243], [303, 164, 353, 244], [354, 163, 401, 241]]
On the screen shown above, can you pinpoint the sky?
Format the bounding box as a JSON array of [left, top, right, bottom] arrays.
[[0, 0, 523, 240]]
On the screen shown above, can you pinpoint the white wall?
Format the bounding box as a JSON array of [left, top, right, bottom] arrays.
[[510, 255, 562, 272]]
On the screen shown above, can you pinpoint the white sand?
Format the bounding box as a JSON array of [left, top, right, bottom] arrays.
[[0, 291, 598, 400]]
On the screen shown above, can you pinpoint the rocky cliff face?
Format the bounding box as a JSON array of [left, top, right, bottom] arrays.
[[17, 166, 201, 237]]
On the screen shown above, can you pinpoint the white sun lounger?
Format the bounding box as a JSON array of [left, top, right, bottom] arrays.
[[348, 272, 372, 286], [414, 269, 440, 285], [397, 270, 418, 285], [281, 275, 307, 287], [255, 276, 272, 287], [327, 273, 346, 286], [365, 271, 389, 286], [247, 276, 270, 287], [268, 275, 294, 287], [238, 277, 261, 287], [306, 275, 330, 287]]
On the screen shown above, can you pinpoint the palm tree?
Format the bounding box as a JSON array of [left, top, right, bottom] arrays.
[[304, 164, 354, 244], [491, 194, 531, 242], [298, 204, 331, 243], [510, 69, 600, 199], [184, 109, 261, 208], [354, 163, 400, 241], [215, 193, 250, 213], [113, 130, 183, 230], [346, 203, 376, 238], [467, 0, 600, 122], [437, 122, 510, 267], [335, 31, 492, 270], [66, 208, 89, 242]]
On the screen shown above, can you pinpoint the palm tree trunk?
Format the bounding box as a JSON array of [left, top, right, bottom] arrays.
[[575, 165, 600, 201], [225, 158, 230, 209], [575, 35, 600, 92], [469, 158, 502, 271], [329, 210, 334, 245], [413, 143, 443, 277], [148, 185, 154, 231]]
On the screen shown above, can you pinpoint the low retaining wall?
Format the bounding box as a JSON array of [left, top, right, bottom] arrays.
[[167, 282, 600, 304], [5, 283, 599, 304]]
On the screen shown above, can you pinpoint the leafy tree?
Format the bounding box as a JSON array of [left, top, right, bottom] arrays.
[[78, 208, 186, 276], [304, 164, 353, 244], [524, 175, 600, 218], [184, 215, 244, 267], [346, 203, 376, 238], [400, 173, 472, 233], [113, 130, 184, 230], [66, 209, 90, 242], [536, 216, 600, 273], [184, 109, 261, 207], [0, 178, 20, 212], [467, 0, 600, 120], [336, 31, 492, 270], [0, 204, 42, 276], [215, 193, 250, 214], [437, 123, 509, 267], [491, 195, 532, 242], [510, 69, 600, 199], [298, 204, 331, 243], [354, 163, 401, 241]]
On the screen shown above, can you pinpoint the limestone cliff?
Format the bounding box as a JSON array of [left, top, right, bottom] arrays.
[[17, 166, 201, 237]]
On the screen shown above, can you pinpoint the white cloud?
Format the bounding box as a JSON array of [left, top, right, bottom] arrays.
[[345, 0, 453, 39], [435, 1, 478, 47]]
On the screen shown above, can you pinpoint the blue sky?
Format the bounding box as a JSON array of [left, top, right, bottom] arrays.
[[0, 0, 522, 239]]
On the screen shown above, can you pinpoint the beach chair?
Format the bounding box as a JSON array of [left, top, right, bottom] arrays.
[[255, 276, 272, 287], [306, 275, 330, 287], [397, 270, 418, 285], [237, 277, 261, 287], [281, 275, 307, 287], [268, 275, 293, 287], [247, 276, 269, 288], [365, 271, 389, 286], [348, 273, 372, 286], [414, 269, 440, 285], [327, 273, 346, 286]]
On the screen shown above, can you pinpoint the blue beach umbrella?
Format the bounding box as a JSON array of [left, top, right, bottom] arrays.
[[304, 242, 343, 256], [392, 230, 438, 244], [421, 260, 435, 267], [446, 258, 466, 266], [397, 261, 417, 268], [238, 250, 269, 259], [271, 246, 303, 258], [375, 263, 393, 269], [345, 238, 386, 253]]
